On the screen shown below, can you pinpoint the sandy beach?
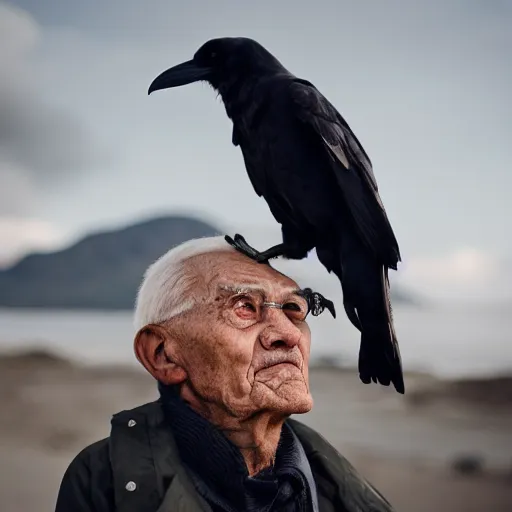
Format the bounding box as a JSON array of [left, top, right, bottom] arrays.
[[0, 350, 511, 512]]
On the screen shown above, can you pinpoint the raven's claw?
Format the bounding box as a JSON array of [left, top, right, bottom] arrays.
[[323, 297, 337, 319], [299, 288, 337, 319], [225, 234, 270, 264]]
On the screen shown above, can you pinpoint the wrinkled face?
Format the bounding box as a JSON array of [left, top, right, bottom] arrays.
[[169, 250, 314, 420]]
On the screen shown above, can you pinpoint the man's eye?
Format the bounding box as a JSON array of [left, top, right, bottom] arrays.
[[283, 302, 307, 319], [233, 299, 257, 314]]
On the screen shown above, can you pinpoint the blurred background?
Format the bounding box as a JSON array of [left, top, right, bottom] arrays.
[[0, 1, 510, 510]]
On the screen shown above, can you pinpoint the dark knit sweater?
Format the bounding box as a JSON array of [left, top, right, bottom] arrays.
[[159, 384, 318, 512]]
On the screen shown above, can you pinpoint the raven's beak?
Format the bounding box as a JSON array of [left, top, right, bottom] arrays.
[[148, 60, 212, 95]]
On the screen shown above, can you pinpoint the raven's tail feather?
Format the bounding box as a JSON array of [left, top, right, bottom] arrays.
[[316, 234, 404, 394], [357, 267, 404, 393]]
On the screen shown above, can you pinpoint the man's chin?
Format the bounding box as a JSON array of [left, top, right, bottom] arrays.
[[281, 394, 313, 415], [252, 379, 313, 415]]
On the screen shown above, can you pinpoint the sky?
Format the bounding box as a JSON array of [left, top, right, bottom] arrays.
[[0, 0, 510, 302]]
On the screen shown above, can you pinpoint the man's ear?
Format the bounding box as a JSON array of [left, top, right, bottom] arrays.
[[134, 324, 187, 386]]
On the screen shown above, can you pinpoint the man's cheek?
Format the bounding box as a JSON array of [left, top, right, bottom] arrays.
[[185, 344, 223, 383], [299, 337, 311, 361]]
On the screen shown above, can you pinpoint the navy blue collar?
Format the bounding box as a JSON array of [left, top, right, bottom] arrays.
[[159, 383, 318, 512]]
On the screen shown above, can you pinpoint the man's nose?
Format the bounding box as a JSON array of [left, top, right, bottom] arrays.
[[259, 309, 302, 350]]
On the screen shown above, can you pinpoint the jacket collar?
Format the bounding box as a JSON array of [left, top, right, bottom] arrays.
[[159, 384, 319, 512], [109, 400, 394, 512]]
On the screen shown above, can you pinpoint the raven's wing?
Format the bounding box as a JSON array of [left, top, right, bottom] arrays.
[[233, 124, 265, 197], [289, 79, 401, 269]]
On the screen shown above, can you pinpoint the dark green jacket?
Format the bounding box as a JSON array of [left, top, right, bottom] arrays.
[[55, 400, 395, 512]]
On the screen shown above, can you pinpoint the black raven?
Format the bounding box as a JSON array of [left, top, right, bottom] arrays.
[[148, 37, 405, 394]]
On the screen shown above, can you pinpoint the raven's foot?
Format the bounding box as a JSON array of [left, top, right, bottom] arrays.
[[224, 234, 285, 264], [299, 288, 337, 318]]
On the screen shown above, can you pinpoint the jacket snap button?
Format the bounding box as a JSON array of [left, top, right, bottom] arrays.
[[128, 419, 136, 427], [125, 481, 137, 492]]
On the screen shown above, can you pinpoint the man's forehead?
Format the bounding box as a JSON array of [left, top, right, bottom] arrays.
[[214, 265, 300, 296], [191, 250, 299, 295]]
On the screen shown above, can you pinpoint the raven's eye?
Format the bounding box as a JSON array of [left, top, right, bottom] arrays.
[[210, 51, 217, 59]]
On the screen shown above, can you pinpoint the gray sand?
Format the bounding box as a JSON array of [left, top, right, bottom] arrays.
[[0, 351, 511, 512]]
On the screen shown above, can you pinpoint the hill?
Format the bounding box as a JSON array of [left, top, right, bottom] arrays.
[[0, 215, 220, 309], [0, 214, 419, 309]]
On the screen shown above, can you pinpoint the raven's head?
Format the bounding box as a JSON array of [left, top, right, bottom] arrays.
[[148, 37, 287, 96]]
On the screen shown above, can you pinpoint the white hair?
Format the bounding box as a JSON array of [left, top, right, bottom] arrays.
[[133, 236, 236, 331]]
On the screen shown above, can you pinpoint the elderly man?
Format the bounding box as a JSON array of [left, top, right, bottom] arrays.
[[55, 236, 394, 512]]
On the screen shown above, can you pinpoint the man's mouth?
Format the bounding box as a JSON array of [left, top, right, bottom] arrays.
[[256, 352, 303, 373], [255, 359, 304, 388]]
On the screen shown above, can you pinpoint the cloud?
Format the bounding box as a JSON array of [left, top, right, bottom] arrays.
[[400, 248, 512, 302], [0, 2, 109, 207], [0, 2, 111, 265], [0, 88, 108, 181], [0, 216, 65, 268], [0, 157, 39, 215], [404, 248, 498, 284], [0, 0, 510, 292]]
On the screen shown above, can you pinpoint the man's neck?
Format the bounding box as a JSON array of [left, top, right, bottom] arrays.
[[181, 387, 286, 476], [220, 414, 285, 475]]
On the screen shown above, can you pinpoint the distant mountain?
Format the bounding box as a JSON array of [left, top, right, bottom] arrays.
[[0, 215, 220, 309], [0, 214, 419, 309]]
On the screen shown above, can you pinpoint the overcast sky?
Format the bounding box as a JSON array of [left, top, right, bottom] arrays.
[[0, 0, 510, 301]]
